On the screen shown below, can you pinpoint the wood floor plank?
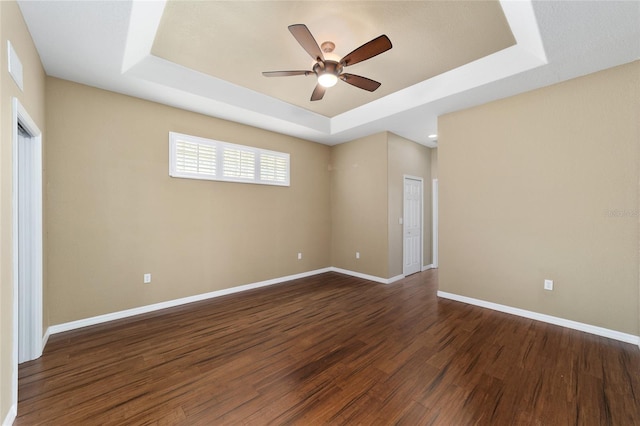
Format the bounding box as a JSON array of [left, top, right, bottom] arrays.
[[16, 270, 640, 425]]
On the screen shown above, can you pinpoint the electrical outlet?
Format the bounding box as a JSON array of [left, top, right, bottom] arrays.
[[144, 273, 151, 284], [544, 279, 553, 291], [356, 252, 360, 259], [297, 252, 302, 260]]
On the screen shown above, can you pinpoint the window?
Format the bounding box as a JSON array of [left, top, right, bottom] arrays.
[[169, 132, 290, 186]]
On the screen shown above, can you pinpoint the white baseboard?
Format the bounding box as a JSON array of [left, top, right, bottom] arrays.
[[437, 290, 640, 346], [422, 264, 435, 271], [2, 404, 16, 426], [44, 267, 422, 341], [329, 267, 403, 285], [387, 274, 405, 284], [42, 327, 51, 349], [47, 267, 331, 336]]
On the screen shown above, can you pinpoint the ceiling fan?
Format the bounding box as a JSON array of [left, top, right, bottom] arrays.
[[262, 24, 392, 101]]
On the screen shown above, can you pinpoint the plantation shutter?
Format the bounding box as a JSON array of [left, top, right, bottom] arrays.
[[169, 132, 289, 187]]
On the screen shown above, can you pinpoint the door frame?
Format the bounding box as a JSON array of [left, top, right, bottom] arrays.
[[11, 97, 43, 411], [402, 175, 423, 276], [432, 178, 438, 268]]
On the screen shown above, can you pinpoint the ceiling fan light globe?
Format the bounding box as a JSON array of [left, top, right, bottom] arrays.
[[318, 73, 338, 88]]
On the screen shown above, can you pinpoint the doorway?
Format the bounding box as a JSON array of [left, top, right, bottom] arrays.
[[11, 97, 43, 410], [403, 176, 423, 276]]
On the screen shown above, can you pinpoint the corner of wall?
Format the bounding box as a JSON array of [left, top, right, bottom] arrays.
[[329, 133, 389, 278]]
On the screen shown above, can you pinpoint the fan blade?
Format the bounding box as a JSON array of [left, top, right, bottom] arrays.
[[262, 70, 311, 77], [289, 24, 324, 62], [340, 73, 382, 92], [340, 35, 392, 67], [310, 84, 326, 101]]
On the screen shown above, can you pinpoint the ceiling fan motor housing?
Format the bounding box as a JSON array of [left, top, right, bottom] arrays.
[[313, 60, 343, 78]]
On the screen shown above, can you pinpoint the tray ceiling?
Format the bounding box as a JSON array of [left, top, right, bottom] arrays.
[[152, 1, 515, 117]]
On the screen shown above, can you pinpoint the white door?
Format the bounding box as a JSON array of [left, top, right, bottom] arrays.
[[403, 177, 422, 276], [17, 123, 43, 363], [13, 98, 44, 367]]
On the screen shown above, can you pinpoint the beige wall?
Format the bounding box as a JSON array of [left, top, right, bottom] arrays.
[[45, 80, 438, 326], [330, 132, 433, 279], [387, 133, 432, 277], [45, 78, 331, 325], [46, 100, 434, 330], [0, 0, 46, 421], [439, 61, 640, 335], [330, 133, 389, 278]]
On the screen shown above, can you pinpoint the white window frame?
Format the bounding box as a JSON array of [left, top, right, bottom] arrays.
[[169, 132, 290, 187]]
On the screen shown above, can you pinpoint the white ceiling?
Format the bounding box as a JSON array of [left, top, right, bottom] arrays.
[[17, 1, 640, 148]]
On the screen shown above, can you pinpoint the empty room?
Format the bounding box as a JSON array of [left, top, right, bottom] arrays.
[[1, 0, 639, 424]]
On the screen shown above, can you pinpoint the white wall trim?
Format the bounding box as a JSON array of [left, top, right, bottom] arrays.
[[437, 291, 640, 346], [329, 267, 404, 285], [47, 268, 330, 336], [42, 327, 51, 350], [44, 267, 431, 344], [387, 274, 405, 284], [2, 404, 17, 426], [329, 267, 388, 284], [422, 264, 435, 271], [432, 179, 438, 268]]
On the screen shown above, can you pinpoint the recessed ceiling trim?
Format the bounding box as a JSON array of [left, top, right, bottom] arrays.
[[500, 0, 547, 62], [121, 0, 166, 73], [331, 0, 547, 137], [331, 42, 547, 137], [126, 55, 331, 135]]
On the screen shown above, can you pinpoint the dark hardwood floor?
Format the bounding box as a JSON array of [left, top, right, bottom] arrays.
[[17, 271, 640, 425]]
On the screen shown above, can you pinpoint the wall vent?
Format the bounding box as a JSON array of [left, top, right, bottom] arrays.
[[8, 41, 24, 91]]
